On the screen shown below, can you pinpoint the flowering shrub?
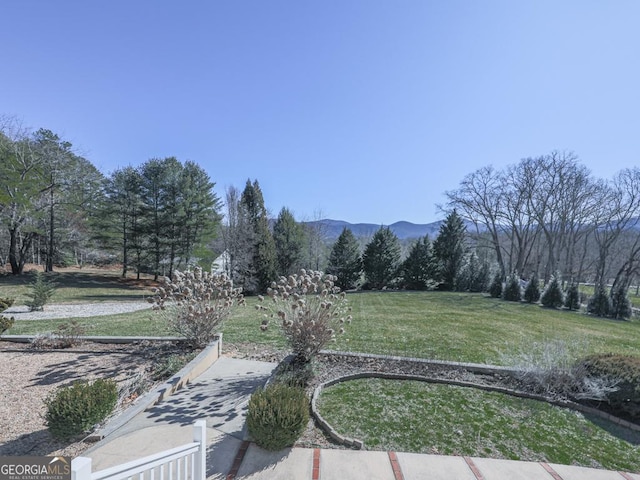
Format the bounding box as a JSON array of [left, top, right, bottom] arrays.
[[258, 270, 351, 363], [151, 267, 244, 348]]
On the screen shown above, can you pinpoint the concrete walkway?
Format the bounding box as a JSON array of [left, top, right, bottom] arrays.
[[85, 357, 640, 480]]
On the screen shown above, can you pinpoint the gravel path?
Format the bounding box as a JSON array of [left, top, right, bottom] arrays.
[[4, 302, 152, 320]]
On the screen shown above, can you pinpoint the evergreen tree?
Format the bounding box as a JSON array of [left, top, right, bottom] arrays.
[[502, 272, 522, 302], [241, 180, 276, 294], [273, 207, 305, 276], [362, 227, 401, 289], [523, 277, 541, 303], [456, 252, 489, 292], [432, 210, 467, 290], [540, 275, 564, 308], [587, 284, 612, 318], [610, 284, 632, 320], [402, 236, 436, 290], [564, 283, 580, 311], [488, 272, 503, 298], [327, 227, 362, 291]]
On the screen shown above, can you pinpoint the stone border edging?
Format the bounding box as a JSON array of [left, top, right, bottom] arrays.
[[1, 335, 186, 344], [310, 354, 640, 450], [85, 334, 224, 443]]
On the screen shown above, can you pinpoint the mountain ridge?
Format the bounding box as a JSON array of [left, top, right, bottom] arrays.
[[304, 218, 444, 240]]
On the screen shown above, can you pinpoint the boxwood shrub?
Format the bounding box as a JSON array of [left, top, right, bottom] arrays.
[[45, 378, 118, 439], [246, 383, 309, 450]]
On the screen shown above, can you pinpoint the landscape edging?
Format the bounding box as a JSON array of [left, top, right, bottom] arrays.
[[85, 334, 223, 443], [310, 355, 640, 450]]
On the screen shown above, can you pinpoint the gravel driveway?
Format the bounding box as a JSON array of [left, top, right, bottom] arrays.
[[4, 301, 152, 320]]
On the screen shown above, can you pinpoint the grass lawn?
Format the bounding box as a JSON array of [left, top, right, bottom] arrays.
[[9, 290, 640, 365], [317, 378, 640, 472], [224, 291, 640, 364], [0, 268, 156, 304]]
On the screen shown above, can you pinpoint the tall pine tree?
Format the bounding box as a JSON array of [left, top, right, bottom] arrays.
[[402, 236, 436, 290], [362, 227, 401, 289], [273, 207, 305, 276], [432, 210, 467, 290], [241, 179, 276, 294], [327, 227, 362, 290]]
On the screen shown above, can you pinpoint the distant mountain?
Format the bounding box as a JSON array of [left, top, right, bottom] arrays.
[[303, 219, 444, 241]]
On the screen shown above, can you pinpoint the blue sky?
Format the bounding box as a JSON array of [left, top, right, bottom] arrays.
[[3, 1, 639, 224]]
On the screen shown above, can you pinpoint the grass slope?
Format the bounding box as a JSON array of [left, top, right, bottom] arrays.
[[224, 291, 639, 364]]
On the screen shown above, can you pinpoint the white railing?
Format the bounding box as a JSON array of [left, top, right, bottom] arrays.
[[72, 420, 206, 480]]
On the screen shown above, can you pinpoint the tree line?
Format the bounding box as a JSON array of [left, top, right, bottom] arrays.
[[444, 151, 640, 297], [2, 117, 637, 313]]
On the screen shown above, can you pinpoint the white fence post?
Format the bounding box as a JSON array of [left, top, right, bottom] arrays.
[[193, 419, 207, 480], [72, 457, 92, 480]]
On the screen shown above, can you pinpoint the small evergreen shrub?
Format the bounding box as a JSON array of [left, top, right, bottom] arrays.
[[564, 283, 580, 311], [488, 272, 502, 298], [523, 278, 541, 303], [587, 285, 612, 318], [580, 354, 640, 419], [0, 315, 14, 334], [610, 285, 632, 320], [502, 272, 522, 302], [26, 272, 56, 311], [540, 276, 563, 309], [0, 297, 14, 312], [246, 383, 309, 451], [45, 379, 118, 439]]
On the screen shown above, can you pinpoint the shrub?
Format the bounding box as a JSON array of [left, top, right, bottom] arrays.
[[55, 320, 86, 348], [0, 315, 14, 334], [151, 267, 244, 348], [152, 352, 197, 381], [0, 297, 14, 312], [25, 272, 56, 311], [610, 285, 632, 320], [258, 270, 350, 363], [523, 278, 541, 304], [564, 283, 580, 311], [488, 272, 502, 298], [587, 285, 611, 318], [579, 354, 640, 419], [502, 272, 522, 302], [45, 378, 118, 439], [246, 383, 309, 450], [540, 275, 563, 309], [500, 338, 618, 401]]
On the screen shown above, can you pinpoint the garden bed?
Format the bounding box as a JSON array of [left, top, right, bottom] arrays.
[[0, 340, 192, 457]]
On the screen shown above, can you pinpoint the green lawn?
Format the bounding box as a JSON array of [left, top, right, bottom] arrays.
[[0, 268, 155, 304], [317, 378, 640, 472], [7, 290, 640, 365], [224, 291, 640, 364]]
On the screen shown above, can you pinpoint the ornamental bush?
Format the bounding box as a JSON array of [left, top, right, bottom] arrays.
[[587, 285, 611, 318], [488, 272, 502, 298], [564, 283, 580, 311], [540, 275, 563, 309], [45, 378, 118, 439], [151, 267, 244, 348], [502, 272, 522, 302], [26, 271, 56, 311], [579, 354, 640, 419], [610, 285, 632, 320], [258, 270, 350, 363], [246, 383, 309, 451], [523, 278, 541, 304]]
